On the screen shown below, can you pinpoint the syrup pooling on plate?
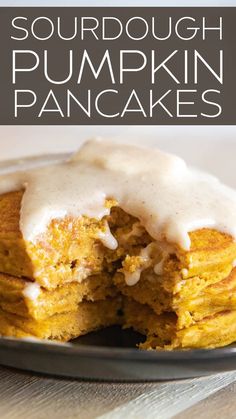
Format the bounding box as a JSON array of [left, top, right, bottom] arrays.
[[0, 139, 236, 257]]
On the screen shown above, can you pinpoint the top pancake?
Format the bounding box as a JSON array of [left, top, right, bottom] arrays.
[[0, 190, 236, 290]]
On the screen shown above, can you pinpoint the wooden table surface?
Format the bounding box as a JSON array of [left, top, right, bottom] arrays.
[[0, 365, 236, 419]]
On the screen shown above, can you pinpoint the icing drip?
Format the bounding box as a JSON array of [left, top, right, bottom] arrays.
[[154, 251, 168, 275], [23, 282, 41, 301], [123, 243, 157, 286], [97, 221, 118, 250]]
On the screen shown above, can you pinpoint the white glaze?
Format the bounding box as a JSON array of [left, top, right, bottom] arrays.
[[123, 243, 158, 286], [154, 251, 168, 276], [23, 282, 41, 300], [97, 221, 118, 250], [0, 139, 236, 253]]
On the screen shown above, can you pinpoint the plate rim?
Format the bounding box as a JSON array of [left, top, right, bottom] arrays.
[[1, 336, 236, 362]]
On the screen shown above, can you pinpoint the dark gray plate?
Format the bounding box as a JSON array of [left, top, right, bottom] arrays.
[[0, 326, 236, 381]]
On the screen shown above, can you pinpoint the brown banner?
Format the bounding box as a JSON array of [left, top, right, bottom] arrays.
[[0, 7, 235, 124]]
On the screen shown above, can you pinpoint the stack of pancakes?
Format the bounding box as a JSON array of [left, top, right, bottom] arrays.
[[1, 190, 236, 349], [0, 191, 123, 340]]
